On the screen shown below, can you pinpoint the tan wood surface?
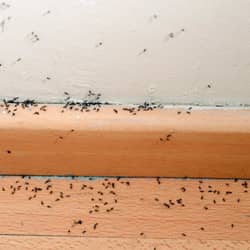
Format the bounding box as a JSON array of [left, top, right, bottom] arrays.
[[0, 105, 250, 177], [0, 177, 249, 241], [0, 236, 250, 250]]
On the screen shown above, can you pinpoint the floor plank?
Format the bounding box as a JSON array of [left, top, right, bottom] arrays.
[[0, 236, 250, 250], [0, 177, 249, 240]]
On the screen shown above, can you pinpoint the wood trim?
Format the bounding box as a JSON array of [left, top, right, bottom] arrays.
[[0, 105, 250, 177]]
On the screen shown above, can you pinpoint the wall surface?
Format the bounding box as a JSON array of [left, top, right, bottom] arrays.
[[0, 0, 250, 105]]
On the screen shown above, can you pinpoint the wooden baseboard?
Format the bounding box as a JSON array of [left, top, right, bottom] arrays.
[[0, 105, 249, 177]]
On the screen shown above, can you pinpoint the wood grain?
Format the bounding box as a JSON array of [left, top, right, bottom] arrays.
[[0, 236, 250, 250], [0, 177, 249, 240], [0, 105, 250, 177]]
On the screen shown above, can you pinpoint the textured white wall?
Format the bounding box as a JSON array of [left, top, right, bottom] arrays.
[[0, 0, 250, 105]]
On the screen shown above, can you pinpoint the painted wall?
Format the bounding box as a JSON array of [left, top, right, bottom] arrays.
[[0, 0, 250, 106]]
